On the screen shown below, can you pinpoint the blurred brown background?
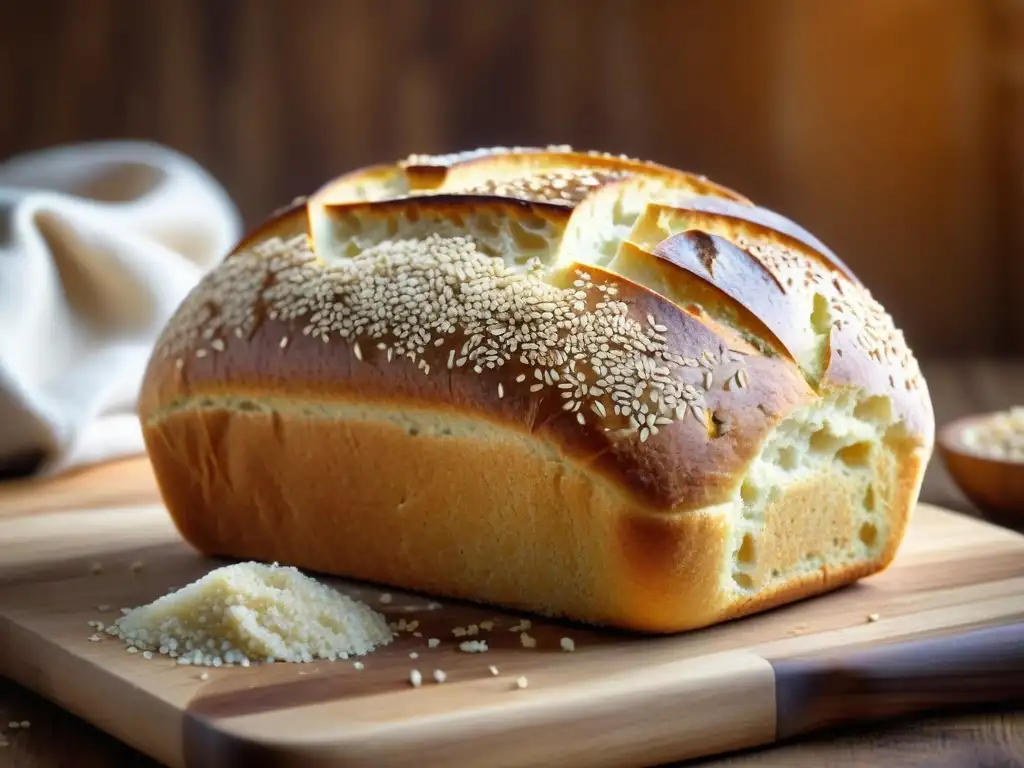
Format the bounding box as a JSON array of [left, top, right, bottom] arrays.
[[1, 0, 1021, 363]]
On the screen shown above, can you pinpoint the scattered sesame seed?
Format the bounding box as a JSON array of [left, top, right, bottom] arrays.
[[488, 665, 500, 676], [200, 672, 210, 681], [88, 634, 102, 642], [409, 652, 419, 659], [409, 669, 423, 688], [433, 669, 447, 683], [354, 661, 365, 670], [560, 637, 576, 652], [867, 613, 880, 623], [515, 676, 529, 690], [452, 627, 468, 637]]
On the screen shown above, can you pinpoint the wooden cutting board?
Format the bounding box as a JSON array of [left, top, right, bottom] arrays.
[[1, 482, 1023, 768]]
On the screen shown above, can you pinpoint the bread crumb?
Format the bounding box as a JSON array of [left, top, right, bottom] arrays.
[[467, 624, 479, 636], [433, 669, 447, 683], [560, 637, 576, 652], [867, 613, 880, 623], [452, 627, 467, 637], [413, 632, 422, 637], [379, 593, 393, 604], [108, 561, 393, 665], [143, 651, 154, 660], [488, 665, 500, 676], [126, 646, 139, 654], [409, 669, 423, 687], [88, 634, 103, 642], [406, 620, 419, 632], [427, 638, 440, 648], [515, 676, 528, 689], [510, 619, 532, 632], [459, 640, 489, 653], [520, 632, 537, 649], [354, 661, 364, 670], [479, 620, 495, 631]]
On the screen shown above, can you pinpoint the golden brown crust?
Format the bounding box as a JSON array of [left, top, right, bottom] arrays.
[[141, 398, 927, 633], [139, 146, 935, 633]]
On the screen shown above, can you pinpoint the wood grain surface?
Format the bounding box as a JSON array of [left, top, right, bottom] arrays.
[[0, 0, 1017, 358], [0, 499, 1022, 767], [2, 370, 1024, 767]]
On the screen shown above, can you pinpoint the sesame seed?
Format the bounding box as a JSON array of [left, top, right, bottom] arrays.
[[515, 676, 529, 689], [560, 637, 576, 652], [409, 652, 419, 659], [156, 228, 752, 447], [867, 613, 880, 623], [433, 669, 447, 683], [498, 383, 504, 398], [489, 665, 500, 676], [354, 661, 365, 670], [410, 669, 423, 687], [280, 336, 289, 348], [200, 672, 210, 680]]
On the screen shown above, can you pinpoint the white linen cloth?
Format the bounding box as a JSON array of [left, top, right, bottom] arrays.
[[0, 141, 242, 477]]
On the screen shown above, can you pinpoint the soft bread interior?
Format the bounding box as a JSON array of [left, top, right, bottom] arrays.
[[311, 164, 411, 205], [557, 178, 747, 270], [310, 196, 572, 268], [729, 388, 900, 595]]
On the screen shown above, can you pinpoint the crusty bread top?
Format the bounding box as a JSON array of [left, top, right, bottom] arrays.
[[141, 146, 934, 511]]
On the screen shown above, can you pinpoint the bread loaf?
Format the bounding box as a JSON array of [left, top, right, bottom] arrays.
[[139, 147, 935, 633]]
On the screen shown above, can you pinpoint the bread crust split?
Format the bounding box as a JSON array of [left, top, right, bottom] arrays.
[[140, 146, 934, 633]]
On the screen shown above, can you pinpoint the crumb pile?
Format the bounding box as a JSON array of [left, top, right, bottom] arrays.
[[108, 562, 393, 666]]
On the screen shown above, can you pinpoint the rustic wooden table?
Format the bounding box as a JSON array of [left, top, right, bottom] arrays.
[[1, 359, 1022, 767]]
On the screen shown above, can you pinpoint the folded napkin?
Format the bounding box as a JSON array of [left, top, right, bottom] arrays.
[[0, 141, 243, 479]]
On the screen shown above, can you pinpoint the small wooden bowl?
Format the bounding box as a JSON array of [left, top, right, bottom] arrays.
[[938, 410, 1024, 528]]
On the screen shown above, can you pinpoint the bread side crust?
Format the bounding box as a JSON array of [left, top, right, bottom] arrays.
[[142, 396, 923, 633]]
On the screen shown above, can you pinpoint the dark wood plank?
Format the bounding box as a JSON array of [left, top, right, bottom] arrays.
[[0, 0, 1012, 356]]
